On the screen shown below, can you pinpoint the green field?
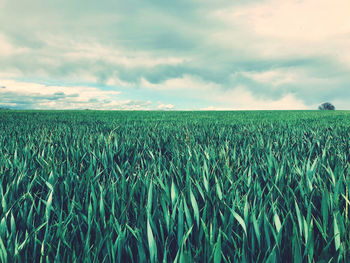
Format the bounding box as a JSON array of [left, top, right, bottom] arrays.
[[0, 110, 349, 262]]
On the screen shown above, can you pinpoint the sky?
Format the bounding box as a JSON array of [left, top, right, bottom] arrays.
[[0, 0, 349, 110]]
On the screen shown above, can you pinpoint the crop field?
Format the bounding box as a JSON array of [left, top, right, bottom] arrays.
[[0, 110, 349, 262]]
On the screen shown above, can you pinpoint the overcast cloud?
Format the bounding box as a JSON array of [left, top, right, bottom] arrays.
[[0, 0, 349, 110]]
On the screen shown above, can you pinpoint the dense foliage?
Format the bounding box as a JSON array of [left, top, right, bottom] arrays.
[[318, 103, 336, 111], [0, 110, 349, 262]]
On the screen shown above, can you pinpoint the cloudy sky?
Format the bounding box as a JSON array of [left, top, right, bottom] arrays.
[[0, 0, 349, 110]]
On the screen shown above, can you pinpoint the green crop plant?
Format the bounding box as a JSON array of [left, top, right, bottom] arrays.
[[0, 110, 349, 262]]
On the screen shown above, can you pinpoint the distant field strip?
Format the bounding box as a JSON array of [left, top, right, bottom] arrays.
[[0, 110, 349, 262]]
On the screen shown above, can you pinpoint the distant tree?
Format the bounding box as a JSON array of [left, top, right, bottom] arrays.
[[318, 102, 335, 110]]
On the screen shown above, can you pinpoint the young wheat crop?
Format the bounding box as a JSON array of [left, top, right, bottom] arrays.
[[0, 110, 349, 262]]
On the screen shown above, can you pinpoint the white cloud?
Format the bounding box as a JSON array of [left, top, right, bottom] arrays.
[[211, 0, 350, 67], [240, 69, 297, 86], [0, 79, 118, 109], [215, 0, 350, 41], [236, 89, 306, 110], [201, 92, 308, 110], [157, 103, 174, 110], [141, 74, 221, 91], [204, 86, 308, 110], [142, 75, 309, 110], [0, 79, 119, 98], [0, 79, 176, 110]]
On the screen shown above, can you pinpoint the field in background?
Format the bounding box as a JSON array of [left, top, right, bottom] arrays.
[[0, 110, 349, 262]]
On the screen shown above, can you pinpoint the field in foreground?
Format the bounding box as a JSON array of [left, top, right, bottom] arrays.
[[0, 110, 349, 262]]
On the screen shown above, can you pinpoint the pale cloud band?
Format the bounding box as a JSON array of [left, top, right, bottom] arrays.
[[0, 79, 156, 110]]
